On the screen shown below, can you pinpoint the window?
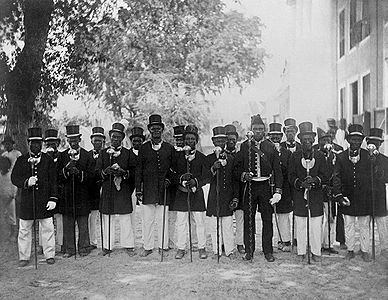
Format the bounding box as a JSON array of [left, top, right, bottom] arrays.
[[351, 80, 359, 115], [362, 73, 370, 110], [340, 87, 346, 119], [339, 10, 345, 58], [350, 0, 370, 49]]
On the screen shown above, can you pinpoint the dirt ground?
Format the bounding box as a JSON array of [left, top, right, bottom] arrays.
[[1, 206, 387, 300]]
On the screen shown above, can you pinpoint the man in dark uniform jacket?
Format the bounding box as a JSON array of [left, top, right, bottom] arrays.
[[332, 124, 372, 262], [314, 128, 343, 254], [280, 118, 301, 153], [87, 127, 105, 250], [268, 122, 293, 252], [366, 128, 388, 258], [136, 114, 174, 257], [225, 124, 245, 254], [233, 114, 282, 262], [207, 126, 239, 259], [57, 125, 92, 257], [128, 126, 145, 243], [96, 122, 136, 256], [288, 122, 329, 262], [11, 127, 58, 267], [171, 125, 208, 259]]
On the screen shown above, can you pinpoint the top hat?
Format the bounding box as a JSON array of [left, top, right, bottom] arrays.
[[109, 122, 125, 136], [173, 125, 185, 137], [28, 127, 43, 141], [224, 124, 238, 139], [268, 123, 283, 135], [90, 127, 105, 139], [1, 135, 15, 145], [317, 127, 331, 141], [251, 114, 264, 126], [327, 118, 337, 127], [65, 125, 81, 138], [347, 124, 364, 137], [44, 129, 60, 142], [297, 121, 316, 139], [212, 126, 227, 138], [283, 118, 298, 133], [184, 125, 199, 140], [147, 114, 164, 129], [130, 126, 145, 140], [367, 128, 383, 142]]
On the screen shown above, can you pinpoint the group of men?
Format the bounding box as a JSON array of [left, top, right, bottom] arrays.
[[7, 113, 388, 267]]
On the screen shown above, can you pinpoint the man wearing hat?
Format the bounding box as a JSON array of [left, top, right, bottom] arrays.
[[233, 114, 283, 262], [171, 125, 208, 259], [128, 126, 145, 241], [173, 125, 185, 151], [11, 127, 58, 266], [225, 124, 244, 254], [1, 135, 21, 242], [327, 118, 348, 150], [43, 129, 64, 253], [288, 122, 329, 262], [136, 114, 174, 256], [96, 122, 136, 256], [366, 128, 388, 258], [268, 122, 293, 252], [57, 124, 93, 257], [87, 127, 106, 250], [332, 124, 372, 262], [280, 118, 301, 153]]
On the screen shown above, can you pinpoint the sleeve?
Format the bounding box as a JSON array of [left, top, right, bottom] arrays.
[[196, 154, 211, 188], [135, 145, 145, 192], [288, 153, 302, 190], [332, 156, 343, 198], [95, 151, 108, 181], [57, 152, 70, 183], [271, 146, 283, 193], [11, 157, 29, 189], [48, 157, 58, 201], [233, 149, 245, 183]]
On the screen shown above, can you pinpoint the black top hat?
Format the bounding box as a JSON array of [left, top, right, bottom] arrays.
[[317, 127, 331, 140], [90, 127, 105, 139], [173, 125, 185, 137], [184, 125, 199, 140], [109, 122, 125, 136], [44, 129, 60, 142], [224, 124, 238, 139], [367, 128, 383, 142], [65, 125, 81, 138], [251, 114, 264, 126], [347, 124, 364, 137], [212, 126, 227, 138], [147, 114, 164, 129], [1, 135, 15, 145], [28, 127, 43, 141], [130, 126, 145, 140], [283, 118, 298, 132], [297, 121, 316, 139], [268, 123, 283, 135]]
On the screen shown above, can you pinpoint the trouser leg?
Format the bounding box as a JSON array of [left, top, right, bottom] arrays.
[[119, 214, 134, 248], [142, 204, 156, 250], [18, 219, 33, 261], [176, 211, 188, 250], [40, 217, 55, 259], [77, 215, 90, 252], [234, 209, 244, 245], [310, 215, 323, 256], [359, 216, 370, 253], [296, 216, 307, 255], [156, 204, 169, 249], [344, 215, 356, 251], [278, 212, 291, 242]]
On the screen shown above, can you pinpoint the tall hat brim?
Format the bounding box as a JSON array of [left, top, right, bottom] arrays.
[[269, 130, 283, 135], [90, 133, 106, 139], [366, 136, 384, 142], [283, 125, 298, 133], [65, 133, 82, 138], [130, 134, 145, 140], [44, 137, 60, 142], [28, 137, 43, 141], [212, 134, 227, 138], [108, 129, 125, 136], [147, 122, 164, 129], [347, 132, 364, 137], [297, 132, 316, 139]]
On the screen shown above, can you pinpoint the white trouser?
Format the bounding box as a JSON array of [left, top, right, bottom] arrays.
[[208, 216, 234, 255], [19, 218, 55, 260], [176, 211, 206, 250], [54, 213, 63, 246], [234, 209, 244, 245], [168, 210, 177, 246], [5, 196, 16, 226], [142, 204, 169, 250], [88, 210, 99, 246], [321, 202, 336, 248], [277, 212, 291, 242], [296, 215, 323, 256], [375, 216, 388, 251], [344, 215, 370, 252], [102, 213, 134, 250]]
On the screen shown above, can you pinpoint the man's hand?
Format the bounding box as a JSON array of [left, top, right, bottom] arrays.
[[165, 178, 171, 188], [46, 201, 56, 210], [69, 166, 80, 175], [136, 192, 143, 202], [229, 198, 239, 210], [212, 161, 222, 170], [185, 178, 197, 189], [243, 172, 253, 182], [103, 166, 114, 175], [181, 173, 192, 182], [28, 176, 38, 187], [269, 193, 281, 205]]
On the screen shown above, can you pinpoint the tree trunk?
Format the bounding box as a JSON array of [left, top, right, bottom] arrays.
[[5, 0, 54, 153]]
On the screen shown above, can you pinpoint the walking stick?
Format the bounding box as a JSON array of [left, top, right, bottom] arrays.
[[108, 151, 113, 257], [183, 146, 193, 263], [69, 149, 78, 260], [271, 175, 283, 244], [305, 159, 312, 265], [28, 158, 38, 269], [327, 199, 331, 255], [246, 131, 254, 262], [214, 147, 222, 264], [292, 212, 295, 253], [161, 184, 168, 262], [367, 144, 377, 260]]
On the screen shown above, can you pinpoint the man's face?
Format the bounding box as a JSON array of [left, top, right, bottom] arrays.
[[29, 140, 42, 154], [3, 141, 13, 152], [45, 140, 59, 151], [131, 136, 144, 150], [269, 133, 282, 144], [348, 135, 364, 151], [184, 133, 197, 150], [327, 128, 336, 140], [367, 139, 382, 150], [110, 132, 123, 149], [212, 136, 227, 149], [251, 124, 265, 141], [300, 134, 315, 152], [68, 136, 81, 150], [226, 134, 237, 151], [91, 137, 105, 151], [149, 124, 163, 140], [319, 136, 332, 149], [285, 128, 296, 142], [175, 136, 184, 148]]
